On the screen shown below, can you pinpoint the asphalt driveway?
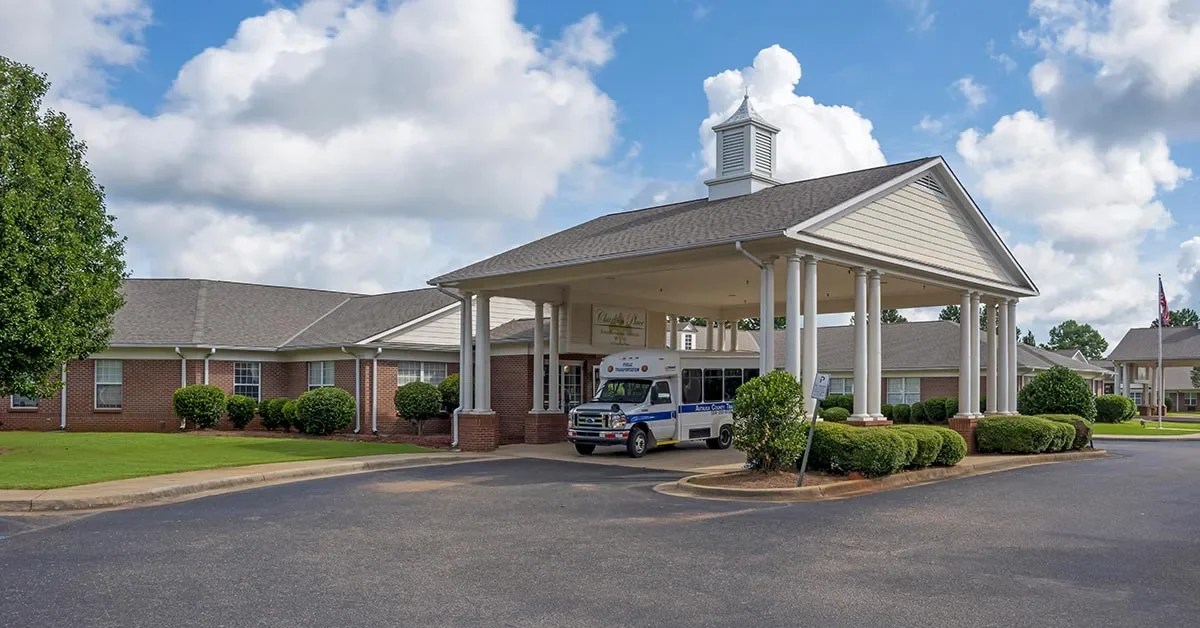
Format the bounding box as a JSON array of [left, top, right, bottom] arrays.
[[1, 442, 1198, 627]]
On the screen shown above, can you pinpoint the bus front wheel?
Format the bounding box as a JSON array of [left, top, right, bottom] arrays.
[[626, 428, 649, 458], [707, 424, 733, 450]]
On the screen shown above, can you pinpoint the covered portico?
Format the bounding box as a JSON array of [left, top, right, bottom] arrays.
[[1109, 325, 1200, 415], [429, 97, 1038, 452]]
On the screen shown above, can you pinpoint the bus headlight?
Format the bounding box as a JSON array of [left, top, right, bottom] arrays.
[[608, 412, 627, 429]]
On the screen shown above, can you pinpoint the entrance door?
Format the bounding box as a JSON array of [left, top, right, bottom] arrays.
[[544, 362, 584, 411]]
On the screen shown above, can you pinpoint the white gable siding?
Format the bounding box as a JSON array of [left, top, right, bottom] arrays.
[[812, 179, 1009, 283], [385, 297, 535, 345]]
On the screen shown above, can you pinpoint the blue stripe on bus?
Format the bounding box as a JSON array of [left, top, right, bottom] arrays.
[[678, 402, 732, 413], [627, 411, 675, 423]]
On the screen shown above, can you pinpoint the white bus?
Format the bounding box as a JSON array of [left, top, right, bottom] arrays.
[[567, 349, 760, 458]]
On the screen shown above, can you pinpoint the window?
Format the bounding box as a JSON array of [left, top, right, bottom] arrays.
[[651, 381, 672, 405], [723, 369, 744, 401], [682, 369, 703, 404], [234, 362, 261, 400], [308, 361, 335, 389], [683, 333, 694, 350], [1131, 391, 1144, 406], [1186, 393, 1197, 409], [703, 369, 724, 402], [886, 377, 920, 405], [829, 377, 854, 395], [397, 361, 448, 385], [95, 360, 123, 409], [10, 394, 38, 409]]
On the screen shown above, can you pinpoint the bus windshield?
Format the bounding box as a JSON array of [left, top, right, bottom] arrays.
[[594, 379, 652, 404]]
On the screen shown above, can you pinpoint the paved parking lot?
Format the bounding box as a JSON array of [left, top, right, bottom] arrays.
[[2, 442, 1199, 627]]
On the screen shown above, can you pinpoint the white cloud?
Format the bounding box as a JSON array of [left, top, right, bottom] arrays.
[[916, 114, 945, 133], [895, 0, 937, 31], [698, 45, 886, 182], [1180, 237, 1200, 307], [4, 0, 623, 292], [954, 76, 988, 109], [987, 40, 1018, 72], [0, 0, 150, 99]]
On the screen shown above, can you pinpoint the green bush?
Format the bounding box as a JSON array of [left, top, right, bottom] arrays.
[[923, 398, 955, 425], [882, 404, 895, 420], [944, 397, 959, 418], [437, 373, 460, 410], [732, 371, 808, 473], [979, 394, 987, 414], [259, 398, 288, 430], [929, 427, 967, 466], [395, 381, 443, 436], [910, 401, 927, 424], [808, 423, 909, 477], [296, 387, 355, 435], [891, 425, 943, 468], [890, 429, 919, 467], [820, 394, 854, 412], [282, 400, 299, 432], [226, 394, 257, 429], [1044, 420, 1074, 452], [1017, 365, 1097, 421], [977, 416, 1058, 454], [821, 406, 850, 422], [1040, 414, 1092, 450], [173, 385, 226, 430], [893, 404, 911, 424], [1095, 394, 1134, 423]]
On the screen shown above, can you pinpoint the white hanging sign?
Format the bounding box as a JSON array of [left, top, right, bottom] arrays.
[[592, 305, 647, 347]]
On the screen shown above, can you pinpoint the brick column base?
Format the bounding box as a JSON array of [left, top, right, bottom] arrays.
[[846, 419, 893, 427], [525, 412, 567, 444], [458, 411, 499, 452], [948, 417, 978, 454]]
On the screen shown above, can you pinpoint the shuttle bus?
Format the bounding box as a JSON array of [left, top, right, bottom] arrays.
[[567, 349, 759, 458]]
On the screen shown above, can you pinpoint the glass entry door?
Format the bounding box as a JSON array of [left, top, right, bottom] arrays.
[[544, 362, 584, 411]]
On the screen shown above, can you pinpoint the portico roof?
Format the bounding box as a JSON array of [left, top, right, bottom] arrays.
[[1108, 326, 1200, 366]]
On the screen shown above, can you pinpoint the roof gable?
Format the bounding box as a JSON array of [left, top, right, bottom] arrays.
[[283, 288, 457, 348], [1108, 326, 1200, 361]]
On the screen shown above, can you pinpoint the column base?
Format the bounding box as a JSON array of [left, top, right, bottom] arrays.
[[458, 411, 499, 452], [847, 418, 893, 427], [948, 417, 978, 454], [525, 411, 568, 444]]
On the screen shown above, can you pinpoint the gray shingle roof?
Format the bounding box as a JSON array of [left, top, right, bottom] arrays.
[[1107, 326, 1200, 361], [430, 157, 939, 284], [111, 279, 454, 349]]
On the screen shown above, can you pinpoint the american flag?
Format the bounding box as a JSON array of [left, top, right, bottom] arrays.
[[1159, 276, 1170, 326]]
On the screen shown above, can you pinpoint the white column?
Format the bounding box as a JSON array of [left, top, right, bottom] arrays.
[[474, 294, 490, 412], [1007, 300, 1018, 414], [969, 292, 981, 418], [731, 323, 739, 352], [785, 254, 802, 378], [851, 269, 869, 421], [868, 270, 883, 419], [803, 256, 819, 417], [549, 303, 561, 412], [986, 300, 998, 415], [956, 291, 972, 418], [460, 293, 474, 410], [716, 321, 725, 352], [763, 258, 776, 370], [759, 266, 769, 374], [706, 320, 714, 352], [1120, 363, 1129, 397], [666, 315, 674, 349], [532, 302, 545, 412], [997, 299, 1010, 413]]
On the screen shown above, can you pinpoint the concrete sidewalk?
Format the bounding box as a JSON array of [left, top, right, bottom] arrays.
[[1093, 433, 1200, 441], [0, 453, 490, 513]]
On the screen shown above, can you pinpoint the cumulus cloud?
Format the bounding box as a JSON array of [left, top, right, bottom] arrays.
[[954, 76, 988, 109], [698, 45, 886, 183], [987, 40, 1018, 72], [916, 114, 945, 134], [895, 0, 937, 32], [3, 0, 623, 292], [1180, 237, 1200, 307]]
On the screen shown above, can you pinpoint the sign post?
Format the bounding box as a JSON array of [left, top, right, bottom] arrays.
[[796, 373, 830, 487]]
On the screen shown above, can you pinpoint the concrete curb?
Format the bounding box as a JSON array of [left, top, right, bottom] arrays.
[[1093, 434, 1200, 442], [0, 454, 493, 513], [659, 450, 1111, 503]]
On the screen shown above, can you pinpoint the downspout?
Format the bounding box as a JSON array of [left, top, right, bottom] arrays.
[[735, 240, 765, 269], [203, 347, 215, 384], [436, 286, 469, 448], [59, 362, 67, 430], [372, 347, 381, 435], [174, 347, 188, 429], [341, 346, 361, 434]]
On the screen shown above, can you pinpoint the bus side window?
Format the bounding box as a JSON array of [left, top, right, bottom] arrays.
[[652, 381, 672, 405], [723, 368, 743, 401], [682, 369, 703, 404], [703, 369, 723, 402]]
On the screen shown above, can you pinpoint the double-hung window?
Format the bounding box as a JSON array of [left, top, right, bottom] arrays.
[[886, 377, 920, 405], [308, 361, 335, 389], [397, 361, 448, 385], [1185, 393, 1198, 409], [10, 394, 38, 409], [829, 377, 854, 396], [95, 360, 123, 409], [234, 362, 261, 400]]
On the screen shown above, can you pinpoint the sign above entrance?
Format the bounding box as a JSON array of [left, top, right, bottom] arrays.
[[592, 305, 647, 348]]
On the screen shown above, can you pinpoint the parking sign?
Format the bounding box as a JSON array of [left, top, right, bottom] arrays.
[[811, 373, 831, 400]]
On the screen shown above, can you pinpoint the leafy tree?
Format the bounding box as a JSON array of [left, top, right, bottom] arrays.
[[396, 381, 443, 436], [731, 370, 808, 473], [0, 57, 127, 399], [1041, 319, 1108, 360], [938, 305, 959, 322], [1192, 367, 1200, 389], [850, 309, 909, 325], [737, 317, 786, 331], [1020, 329, 1036, 346], [1016, 365, 1097, 421], [1152, 307, 1200, 327]]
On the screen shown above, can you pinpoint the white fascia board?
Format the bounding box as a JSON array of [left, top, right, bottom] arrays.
[[357, 301, 462, 345]]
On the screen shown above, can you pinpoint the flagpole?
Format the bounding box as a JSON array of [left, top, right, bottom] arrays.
[[1158, 274, 1164, 429]]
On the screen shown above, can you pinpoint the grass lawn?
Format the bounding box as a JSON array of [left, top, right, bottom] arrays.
[[1092, 422, 1200, 437], [0, 432, 436, 490]]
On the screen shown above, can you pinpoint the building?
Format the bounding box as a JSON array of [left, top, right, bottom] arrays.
[[1108, 326, 1200, 413]]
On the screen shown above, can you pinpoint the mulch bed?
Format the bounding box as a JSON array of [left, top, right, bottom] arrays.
[[690, 470, 848, 489], [180, 429, 453, 449]]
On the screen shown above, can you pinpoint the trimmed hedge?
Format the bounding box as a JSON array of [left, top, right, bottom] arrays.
[[821, 406, 850, 422], [173, 385, 226, 430], [820, 394, 854, 412], [260, 398, 289, 431], [890, 429, 919, 467], [1045, 420, 1074, 452], [931, 427, 967, 466], [396, 381, 443, 436], [923, 398, 947, 424], [977, 415, 1059, 454], [1040, 414, 1093, 450], [893, 404, 911, 423], [1095, 394, 1135, 423], [892, 425, 942, 468], [1017, 365, 1097, 421], [910, 401, 927, 424], [296, 387, 356, 436], [882, 403, 895, 420], [282, 400, 298, 432], [438, 374, 460, 411], [808, 423, 928, 477], [226, 394, 257, 430]]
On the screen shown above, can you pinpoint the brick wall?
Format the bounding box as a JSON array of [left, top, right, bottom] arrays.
[[492, 355, 533, 445]]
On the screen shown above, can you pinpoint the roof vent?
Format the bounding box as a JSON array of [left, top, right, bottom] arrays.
[[914, 173, 946, 198]]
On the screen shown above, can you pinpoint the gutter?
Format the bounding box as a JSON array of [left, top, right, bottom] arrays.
[[59, 362, 67, 430], [174, 347, 188, 430], [341, 346, 362, 434], [735, 240, 765, 269], [435, 286, 468, 448], [203, 347, 216, 384], [372, 347, 381, 435]]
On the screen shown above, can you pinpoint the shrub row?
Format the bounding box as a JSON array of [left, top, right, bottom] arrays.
[[173, 385, 259, 430], [976, 414, 1092, 454], [1094, 394, 1137, 423], [807, 423, 967, 477], [171, 386, 356, 436], [820, 406, 850, 422], [890, 397, 958, 425], [819, 394, 853, 412]]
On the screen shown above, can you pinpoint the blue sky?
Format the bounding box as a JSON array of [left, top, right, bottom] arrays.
[[2, 0, 1198, 344]]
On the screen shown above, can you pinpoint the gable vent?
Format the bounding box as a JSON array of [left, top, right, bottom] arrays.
[[914, 173, 946, 198], [720, 130, 745, 175], [753, 129, 772, 174]]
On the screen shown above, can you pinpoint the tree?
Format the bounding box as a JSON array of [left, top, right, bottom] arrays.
[[1152, 307, 1200, 327], [850, 309, 909, 325], [737, 317, 786, 331], [1041, 319, 1109, 360], [1020, 329, 1036, 346], [938, 305, 959, 322], [0, 57, 126, 399], [1192, 367, 1200, 389]]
